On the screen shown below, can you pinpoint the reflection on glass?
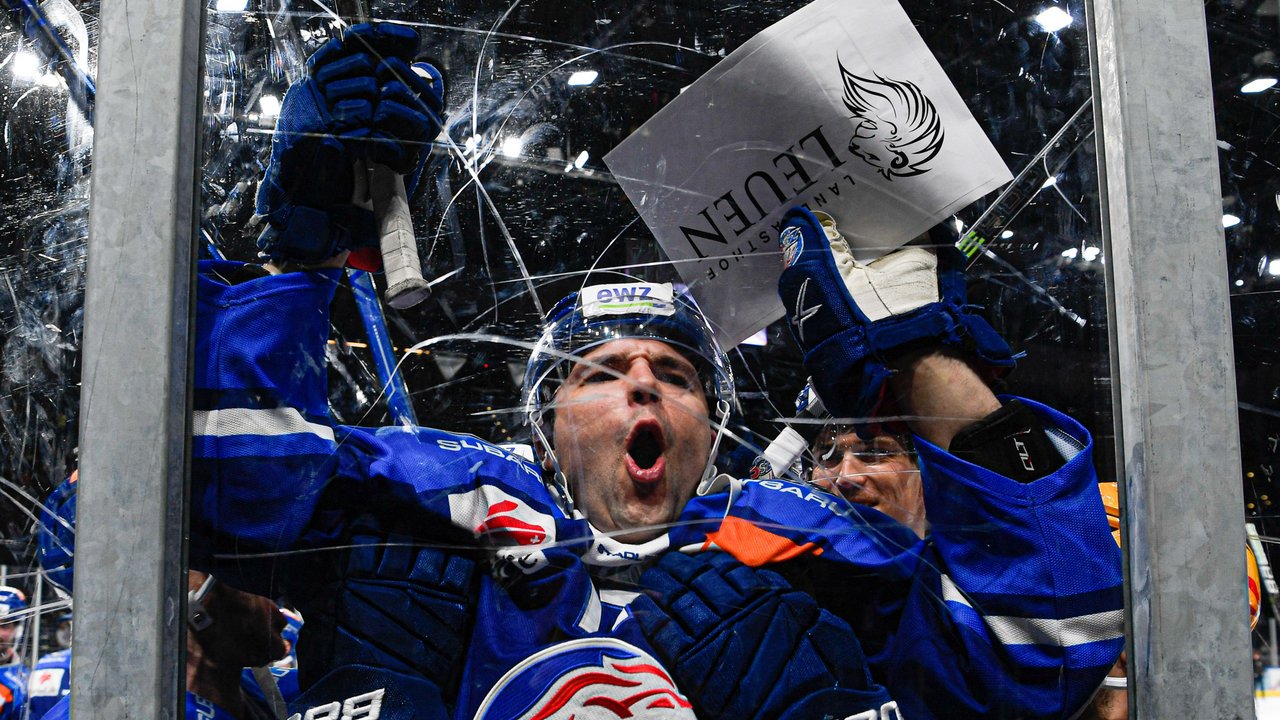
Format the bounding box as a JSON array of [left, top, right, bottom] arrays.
[[1207, 0, 1280, 712], [0, 0, 96, 716], [190, 1, 1122, 719]]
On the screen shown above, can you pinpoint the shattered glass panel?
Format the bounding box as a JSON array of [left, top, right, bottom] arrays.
[[0, 0, 94, 712], [192, 1, 1122, 718]]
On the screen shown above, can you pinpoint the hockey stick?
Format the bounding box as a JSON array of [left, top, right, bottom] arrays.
[[956, 98, 1094, 265], [335, 0, 432, 309]]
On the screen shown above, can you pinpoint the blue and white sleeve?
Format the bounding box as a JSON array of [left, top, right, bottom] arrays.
[[876, 396, 1124, 720], [191, 260, 346, 594]]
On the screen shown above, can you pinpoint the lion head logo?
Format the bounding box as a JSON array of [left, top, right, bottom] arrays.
[[839, 59, 945, 180]]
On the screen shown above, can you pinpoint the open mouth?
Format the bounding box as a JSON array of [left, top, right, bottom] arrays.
[[626, 421, 667, 485]]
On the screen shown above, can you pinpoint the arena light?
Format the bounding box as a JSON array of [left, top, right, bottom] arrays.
[[573, 150, 590, 169], [1034, 6, 1073, 33], [1223, 214, 1242, 228], [1082, 246, 1101, 262], [501, 136, 524, 158], [1000, 230, 1014, 239], [1061, 248, 1079, 259], [1270, 259, 1280, 276], [216, 0, 250, 11], [1242, 77, 1277, 94], [10, 50, 41, 83], [258, 94, 281, 119], [567, 70, 599, 86]]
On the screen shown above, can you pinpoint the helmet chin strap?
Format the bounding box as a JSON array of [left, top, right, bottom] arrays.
[[696, 398, 733, 496], [529, 410, 575, 514]]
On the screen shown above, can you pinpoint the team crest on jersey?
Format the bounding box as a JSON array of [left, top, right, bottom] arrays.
[[839, 59, 945, 181], [448, 486, 557, 548], [474, 638, 696, 720], [28, 668, 64, 697], [780, 225, 804, 268]]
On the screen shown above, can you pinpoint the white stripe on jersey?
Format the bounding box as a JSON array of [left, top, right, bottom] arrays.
[[940, 574, 1123, 648], [194, 407, 335, 442]]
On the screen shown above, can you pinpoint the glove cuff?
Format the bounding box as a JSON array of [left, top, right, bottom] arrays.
[[256, 204, 378, 266], [807, 299, 1016, 419]]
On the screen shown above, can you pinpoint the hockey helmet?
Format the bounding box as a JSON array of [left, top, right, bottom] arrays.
[[523, 281, 735, 505], [0, 587, 26, 623]]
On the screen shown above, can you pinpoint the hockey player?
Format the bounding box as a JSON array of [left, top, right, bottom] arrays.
[[0, 587, 27, 720], [808, 425, 925, 538], [191, 22, 1124, 720], [27, 641, 71, 720]]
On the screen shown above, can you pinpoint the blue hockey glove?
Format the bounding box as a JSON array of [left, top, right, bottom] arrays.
[[632, 551, 897, 720], [294, 527, 475, 720], [777, 206, 1016, 420], [255, 22, 445, 269]]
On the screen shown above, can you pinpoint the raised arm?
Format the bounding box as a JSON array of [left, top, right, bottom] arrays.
[[774, 206, 1124, 718]]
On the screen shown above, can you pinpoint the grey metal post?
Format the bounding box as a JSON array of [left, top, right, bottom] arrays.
[[75, 0, 204, 716], [1085, 0, 1252, 716]]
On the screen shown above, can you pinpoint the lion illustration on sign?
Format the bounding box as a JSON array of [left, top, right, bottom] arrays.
[[839, 59, 945, 180]]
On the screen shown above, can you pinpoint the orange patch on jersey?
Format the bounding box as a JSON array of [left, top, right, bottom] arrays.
[[701, 516, 823, 567]]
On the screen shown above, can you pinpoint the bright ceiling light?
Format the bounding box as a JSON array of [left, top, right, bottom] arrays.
[[1223, 214, 1242, 228], [1061, 248, 1079, 259], [567, 70, 599, 86], [1034, 6, 1073, 33], [216, 0, 250, 10], [573, 150, 589, 169], [1000, 230, 1014, 239], [501, 136, 524, 158], [1270, 259, 1280, 276], [11, 50, 41, 83], [1082, 246, 1101, 262], [1242, 77, 1277, 94], [258, 94, 281, 118], [1236, 279, 1245, 287]]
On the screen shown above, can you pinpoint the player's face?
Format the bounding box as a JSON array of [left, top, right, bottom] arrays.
[[810, 428, 925, 537], [0, 622, 17, 661], [552, 339, 713, 543]]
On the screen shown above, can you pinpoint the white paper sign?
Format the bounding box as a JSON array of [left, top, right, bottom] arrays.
[[604, 0, 1012, 347]]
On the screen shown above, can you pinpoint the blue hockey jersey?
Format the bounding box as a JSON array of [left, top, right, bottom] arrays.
[[0, 663, 24, 720], [27, 649, 71, 720], [192, 261, 1124, 720]]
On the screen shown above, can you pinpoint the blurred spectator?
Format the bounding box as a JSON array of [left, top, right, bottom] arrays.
[[52, 613, 71, 652]]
